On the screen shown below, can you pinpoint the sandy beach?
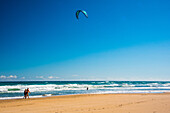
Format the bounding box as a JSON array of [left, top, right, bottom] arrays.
[[0, 93, 170, 113]]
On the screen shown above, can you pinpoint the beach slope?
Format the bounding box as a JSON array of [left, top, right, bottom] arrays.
[[0, 93, 170, 113]]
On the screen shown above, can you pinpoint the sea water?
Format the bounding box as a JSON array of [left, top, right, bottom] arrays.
[[0, 81, 170, 100]]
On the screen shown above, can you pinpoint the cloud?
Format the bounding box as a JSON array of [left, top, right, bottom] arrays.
[[7, 75, 17, 79], [0, 75, 17, 79], [36, 76, 44, 79], [0, 75, 6, 79], [48, 76, 59, 79], [72, 75, 79, 77], [21, 77, 25, 79], [48, 76, 53, 79]]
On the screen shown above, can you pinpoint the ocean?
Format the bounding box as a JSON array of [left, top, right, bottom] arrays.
[[0, 81, 170, 100]]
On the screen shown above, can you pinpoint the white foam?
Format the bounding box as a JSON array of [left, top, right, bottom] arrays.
[[1, 82, 170, 100], [0, 95, 43, 100], [90, 90, 170, 94], [122, 83, 135, 87], [163, 83, 170, 87], [43, 94, 52, 96], [0, 83, 170, 94]]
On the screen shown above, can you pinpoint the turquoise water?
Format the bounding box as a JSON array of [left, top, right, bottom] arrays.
[[0, 81, 170, 100]]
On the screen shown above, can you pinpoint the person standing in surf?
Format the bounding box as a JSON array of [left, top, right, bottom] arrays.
[[24, 89, 27, 99], [26, 88, 31, 99]]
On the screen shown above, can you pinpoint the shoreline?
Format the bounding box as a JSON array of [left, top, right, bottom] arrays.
[[1, 93, 168, 102], [0, 92, 167, 100], [0, 93, 170, 113]]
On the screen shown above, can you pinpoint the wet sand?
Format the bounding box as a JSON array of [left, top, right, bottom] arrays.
[[0, 93, 170, 113]]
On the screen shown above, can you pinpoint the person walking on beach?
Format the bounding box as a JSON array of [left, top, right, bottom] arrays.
[[26, 88, 31, 99], [24, 89, 27, 99]]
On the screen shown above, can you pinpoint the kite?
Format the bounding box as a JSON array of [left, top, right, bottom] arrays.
[[76, 10, 88, 19]]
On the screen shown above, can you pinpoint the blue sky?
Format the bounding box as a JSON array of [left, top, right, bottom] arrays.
[[0, 0, 170, 81]]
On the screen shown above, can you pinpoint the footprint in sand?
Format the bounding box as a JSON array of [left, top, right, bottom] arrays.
[[119, 104, 122, 107]]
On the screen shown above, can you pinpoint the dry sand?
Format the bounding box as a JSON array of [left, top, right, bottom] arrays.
[[0, 93, 170, 113]]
